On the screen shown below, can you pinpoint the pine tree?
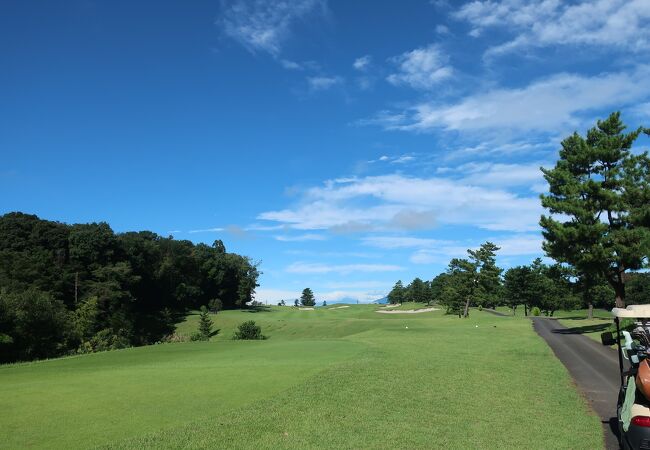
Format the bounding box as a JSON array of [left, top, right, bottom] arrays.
[[541, 112, 650, 307], [198, 306, 213, 340], [407, 278, 428, 304], [300, 288, 316, 306], [387, 280, 405, 304]]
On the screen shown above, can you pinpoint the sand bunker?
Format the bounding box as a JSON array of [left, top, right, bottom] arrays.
[[330, 305, 350, 309], [381, 304, 400, 309], [299, 307, 314, 311], [376, 307, 439, 314]]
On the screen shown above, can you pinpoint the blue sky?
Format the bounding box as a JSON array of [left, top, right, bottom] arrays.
[[2, 0, 650, 304]]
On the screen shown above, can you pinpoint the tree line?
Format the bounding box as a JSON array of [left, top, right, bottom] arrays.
[[0, 212, 260, 363], [388, 112, 650, 317], [390, 242, 650, 318]]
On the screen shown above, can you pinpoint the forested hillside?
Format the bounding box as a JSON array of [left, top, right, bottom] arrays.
[[0, 212, 259, 363]]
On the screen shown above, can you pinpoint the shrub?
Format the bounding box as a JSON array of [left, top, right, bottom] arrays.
[[208, 298, 223, 313], [78, 328, 131, 354], [162, 333, 189, 343], [233, 320, 265, 340], [190, 332, 209, 342], [531, 306, 541, 316], [478, 305, 483, 311]]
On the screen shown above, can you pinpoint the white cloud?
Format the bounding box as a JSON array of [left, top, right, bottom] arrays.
[[274, 233, 327, 242], [189, 227, 224, 233], [446, 140, 554, 160], [494, 234, 544, 256], [362, 234, 543, 265], [323, 280, 392, 289], [353, 55, 372, 71], [369, 154, 416, 165], [456, 161, 546, 188], [285, 249, 381, 258], [219, 0, 326, 56], [453, 0, 650, 58], [308, 76, 343, 90], [389, 210, 437, 230], [435, 24, 450, 34], [280, 59, 302, 70], [381, 65, 650, 133], [387, 44, 453, 90], [258, 174, 542, 232], [286, 262, 404, 274], [362, 236, 451, 249], [392, 155, 415, 164]]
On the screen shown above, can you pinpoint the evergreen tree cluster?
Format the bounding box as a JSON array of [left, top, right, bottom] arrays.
[[387, 242, 602, 318], [387, 278, 435, 305], [0, 212, 260, 362]]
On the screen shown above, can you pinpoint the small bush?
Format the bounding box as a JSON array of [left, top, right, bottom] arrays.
[[531, 306, 541, 316], [162, 333, 189, 343], [77, 329, 131, 354], [478, 305, 483, 311], [190, 332, 209, 342], [233, 320, 265, 340]]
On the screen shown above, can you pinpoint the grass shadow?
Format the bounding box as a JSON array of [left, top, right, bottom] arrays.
[[209, 329, 220, 338]]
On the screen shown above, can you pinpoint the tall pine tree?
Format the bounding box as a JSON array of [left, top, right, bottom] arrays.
[[300, 288, 316, 306], [540, 112, 650, 307]]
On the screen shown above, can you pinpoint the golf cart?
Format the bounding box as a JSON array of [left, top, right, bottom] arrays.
[[602, 305, 650, 449]]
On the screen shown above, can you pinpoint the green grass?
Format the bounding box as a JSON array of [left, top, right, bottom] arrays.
[[0, 305, 603, 449]]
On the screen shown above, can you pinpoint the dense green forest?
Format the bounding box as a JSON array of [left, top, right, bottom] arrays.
[[0, 212, 260, 363]]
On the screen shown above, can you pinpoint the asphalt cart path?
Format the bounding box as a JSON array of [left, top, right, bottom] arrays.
[[532, 317, 621, 450]]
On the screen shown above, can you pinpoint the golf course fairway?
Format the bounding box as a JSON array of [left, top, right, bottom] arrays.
[[0, 305, 603, 449]]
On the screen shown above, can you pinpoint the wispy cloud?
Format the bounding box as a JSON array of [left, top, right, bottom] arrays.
[[308, 76, 343, 91], [258, 174, 542, 233], [218, 0, 327, 56], [353, 55, 372, 71], [368, 154, 416, 164], [189, 227, 224, 234], [286, 262, 404, 274], [362, 233, 543, 265], [435, 24, 450, 35], [453, 0, 650, 58], [387, 44, 453, 89], [410, 234, 543, 264], [453, 161, 546, 189], [374, 65, 650, 134], [274, 233, 327, 242], [285, 250, 381, 258]]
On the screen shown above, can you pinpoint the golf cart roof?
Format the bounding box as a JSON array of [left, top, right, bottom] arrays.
[[612, 305, 650, 318]]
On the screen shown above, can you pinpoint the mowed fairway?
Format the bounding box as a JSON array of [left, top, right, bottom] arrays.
[[0, 306, 602, 449]]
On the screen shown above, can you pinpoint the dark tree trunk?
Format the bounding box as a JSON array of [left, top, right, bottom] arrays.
[[524, 304, 528, 316], [587, 302, 593, 319], [610, 269, 626, 308], [463, 298, 470, 318]]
